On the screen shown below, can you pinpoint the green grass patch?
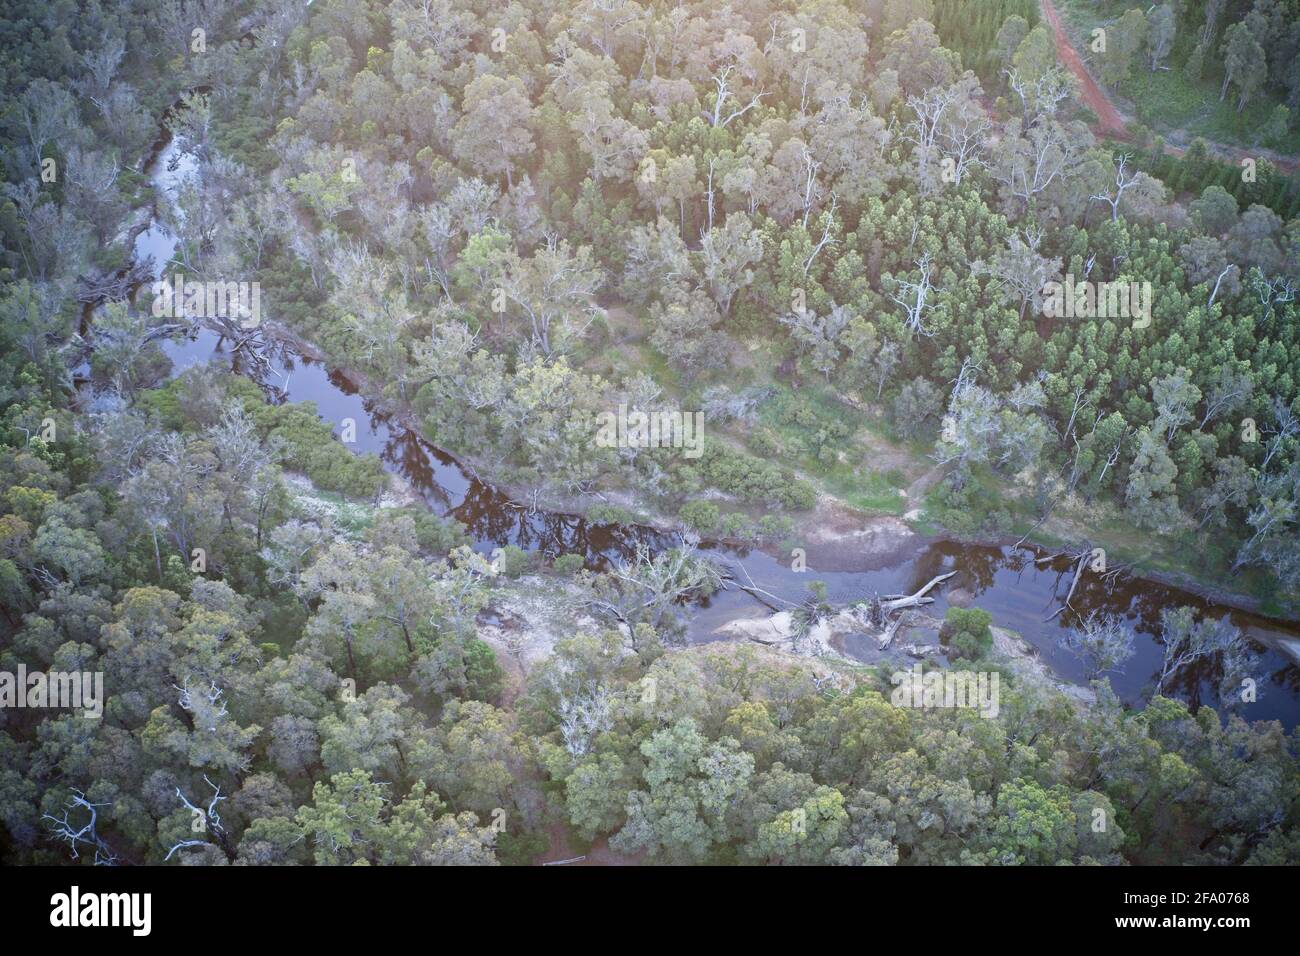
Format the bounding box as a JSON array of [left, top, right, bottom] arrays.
[[751, 383, 908, 515], [824, 468, 907, 515], [1122, 70, 1300, 153]]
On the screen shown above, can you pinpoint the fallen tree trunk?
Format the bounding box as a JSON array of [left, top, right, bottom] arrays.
[[1045, 551, 1090, 621], [720, 567, 958, 653], [723, 560, 798, 614], [880, 571, 956, 614], [728, 582, 785, 613], [874, 571, 957, 648], [878, 613, 906, 649], [77, 261, 155, 303], [142, 322, 192, 344]]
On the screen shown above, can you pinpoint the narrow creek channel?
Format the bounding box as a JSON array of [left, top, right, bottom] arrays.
[[125, 127, 1300, 730]]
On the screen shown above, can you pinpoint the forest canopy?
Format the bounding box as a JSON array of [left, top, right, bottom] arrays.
[[0, 0, 1298, 868]]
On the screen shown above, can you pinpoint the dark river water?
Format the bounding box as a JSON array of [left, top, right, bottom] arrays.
[[140, 134, 1300, 729], [157, 326, 1300, 728]]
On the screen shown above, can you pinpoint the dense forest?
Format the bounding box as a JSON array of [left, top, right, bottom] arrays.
[[1, 0, 1299, 867]]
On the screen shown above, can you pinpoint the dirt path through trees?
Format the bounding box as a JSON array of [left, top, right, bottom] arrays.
[[1040, 0, 1299, 174], [1040, 0, 1127, 136]]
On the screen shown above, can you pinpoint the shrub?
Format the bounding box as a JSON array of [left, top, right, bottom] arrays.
[[691, 441, 816, 510], [464, 636, 505, 702], [891, 377, 942, 441], [495, 544, 531, 578], [747, 428, 779, 458], [553, 553, 585, 575], [756, 514, 795, 542], [587, 503, 636, 525], [719, 512, 752, 540], [412, 512, 471, 555], [941, 607, 993, 662], [496, 830, 549, 866], [679, 499, 720, 534]]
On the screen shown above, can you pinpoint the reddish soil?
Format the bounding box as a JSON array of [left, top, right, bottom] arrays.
[[1040, 0, 1300, 174], [1040, 0, 1126, 137], [540, 823, 644, 866]]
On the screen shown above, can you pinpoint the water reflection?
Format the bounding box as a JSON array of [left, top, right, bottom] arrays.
[[129, 101, 1300, 727], [156, 324, 1300, 728]]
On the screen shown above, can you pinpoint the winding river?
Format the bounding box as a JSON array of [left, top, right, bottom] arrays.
[[131, 129, 1300, 730]]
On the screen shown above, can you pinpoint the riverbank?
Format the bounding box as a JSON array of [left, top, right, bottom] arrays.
[[169, 321, 1300, 724], [120, 102, 1300, 728], [262, 319, 1300, 630], [115, 93, 1298, 644]]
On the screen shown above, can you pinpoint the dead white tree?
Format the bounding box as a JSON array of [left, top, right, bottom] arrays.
[[1153, 609, 1249, 697], [1036, 543, 1099, 620], [703, 64, 767, 129], [888, 252, 938, 337], [1004, 65, 1073, 121], [798, 141, 823, 229], [973, 226, 1059, 319], [1091, 153, 1141, 222], [174, 677, 229, 731], [1198, 368, 1252, 429], [166, 776, 228, 861], [43, 790, 117, 864], [1260, 395, 1300, 474], [1206, 263, 1239, 310], [902, 84, 956, 193], [1062, 611, 1135, 681], [993, 119, 1079, 211], [872, 571, 958, 648], [586, 543, 724, 636], [802, 194, 838, 276], [1259, 275, 1298, 307], [1087, 423, 1130, 502], [556, 680, 614, 757], [938, 76, 992, 185]]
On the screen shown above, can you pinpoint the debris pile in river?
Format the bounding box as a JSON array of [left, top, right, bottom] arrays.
[[716, 568, 961, 659]]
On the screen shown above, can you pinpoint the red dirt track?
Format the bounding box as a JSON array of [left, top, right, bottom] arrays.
[[1040, 0, 1127, 137], [1038, 0, 1299, 174]]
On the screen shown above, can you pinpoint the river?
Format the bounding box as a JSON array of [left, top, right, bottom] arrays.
[[135, 129, 1300, 730]]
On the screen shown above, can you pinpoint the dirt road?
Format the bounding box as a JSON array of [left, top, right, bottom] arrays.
[[1039, 0, 1299, 175], [1040, 0, 1126, 137]]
